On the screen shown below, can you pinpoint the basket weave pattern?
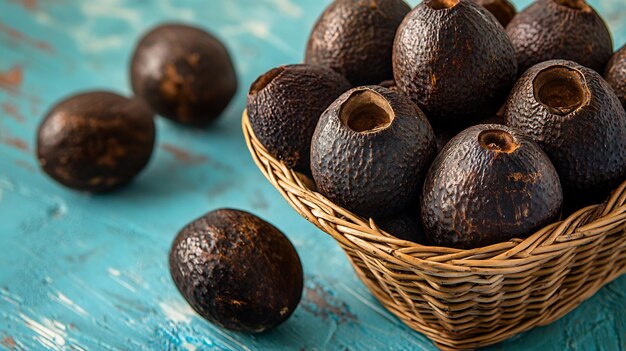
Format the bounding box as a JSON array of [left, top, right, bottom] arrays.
[[242, 112, 626, 350]]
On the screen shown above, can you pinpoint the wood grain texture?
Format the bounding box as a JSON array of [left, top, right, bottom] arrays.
[[0, 0, 625, 350]]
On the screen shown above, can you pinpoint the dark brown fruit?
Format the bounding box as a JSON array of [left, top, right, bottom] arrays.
[[421, 124, 563, 249], [473, 0, 516, 27], [36, 91, 155, 192], [131, 23, 237, 127], [505, 60, 626, 201], [506, 0, 613, 74], [605, 44, 626, 110], [377, 209, 429, 244], [247, 64, 351, 174], [305, 0, 411, 86], [393, 0, 517, 129], [311, 86, 437, 218], [169, 209, 303, 333]]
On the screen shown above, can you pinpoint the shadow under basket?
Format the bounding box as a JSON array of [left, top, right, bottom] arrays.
[[242, 111, 626, 350]]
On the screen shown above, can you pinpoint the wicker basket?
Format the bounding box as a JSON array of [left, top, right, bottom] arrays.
[[242, 111, 626, 350]]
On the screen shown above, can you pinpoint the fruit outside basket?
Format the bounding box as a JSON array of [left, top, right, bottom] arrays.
[[242, 111, 626, 350]]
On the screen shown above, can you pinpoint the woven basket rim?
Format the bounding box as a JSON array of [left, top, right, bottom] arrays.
[[242, 110, 626, 266]]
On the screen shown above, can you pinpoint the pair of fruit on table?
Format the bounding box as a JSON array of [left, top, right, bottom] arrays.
[[248, 0, 626, 250], [37, 24, 237, 192]]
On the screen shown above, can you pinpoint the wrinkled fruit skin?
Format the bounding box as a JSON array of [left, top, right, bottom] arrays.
[[131, 23, 237, 127], [169, 209, 303, 333], [247, 64, 351, 174], [421, 124, 563, 249], [505, 60, 626, 201], [37, 91, 155, 192], [393, 0, 517, 129], [473, 0, 516, 27], [311, 86, 437, 218], [605, 44, 626, 110], [305, 0, 411, 86], [506, 0, 613, 75]]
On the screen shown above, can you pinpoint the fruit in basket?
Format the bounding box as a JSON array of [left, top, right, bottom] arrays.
[[311, 85, 437, 218], [472, 0, 516, 27], [247, 64, 351, 174], [36, 91, 155, 192], [169, 209, 303, 333], [506, 0, 613, 75], [421, 124, 563, 249], [393, 0, 517, 129], [305, 0, 411, 86], [505, 60, 626, 202], [130, 23, 237, 127], [605, 45, 626, 110], [377, 209, 429, 244]]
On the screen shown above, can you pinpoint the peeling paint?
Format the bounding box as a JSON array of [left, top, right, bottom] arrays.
[[0, 23, 54, 53], [8, 0, 38, 11], [0, 65, 23, 90], [49, 291, 89, 317], [302, 279, 357, 324], [161, 144, 208, 165], [2, 103, 26, 122], [159, 300, 195, 324], [2, 137, 29, 152], [20, 314, 68, 350]]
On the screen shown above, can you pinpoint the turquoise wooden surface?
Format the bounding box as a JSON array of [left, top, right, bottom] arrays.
[[1, 0, 625, 350]]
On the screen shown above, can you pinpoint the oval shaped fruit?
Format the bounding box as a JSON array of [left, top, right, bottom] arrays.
[[504, 60, 626, 200], [421, 124, 563, 249], [311, 86, 437, 218], [131, 23, 237, 127], [37, 91, 155, 192], [506, 0, 613, 74], [605, 44, 626, 110], [473, 0, 516, 27], [305, 0, 411, 86], [393, 0, 517, 129], [169, 209, 303, 333], [247, 64, 351, 174]]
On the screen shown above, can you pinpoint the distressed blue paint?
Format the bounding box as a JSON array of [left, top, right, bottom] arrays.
[[0, 0, 625, 350]]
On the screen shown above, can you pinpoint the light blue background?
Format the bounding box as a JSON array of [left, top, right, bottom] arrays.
[[0, 1, 625, 350]]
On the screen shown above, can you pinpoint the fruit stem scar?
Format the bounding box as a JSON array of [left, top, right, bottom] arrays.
[[478, 129, 519, 153], [340, 89, 395, 134], [533, 66, 590, 116], [553, 0, 591, 12], [249, 66, 285, 95], [425, 0, 460, 10]]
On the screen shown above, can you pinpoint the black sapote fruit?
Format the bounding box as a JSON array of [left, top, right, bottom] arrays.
[[169, 209, 303, 333], [473, 0, 516, 27], [37, 91, 155, 192], [421, 124, 563, 249], [605, 44, 626, 110], [393, 0, 517, 129], [247, 64, 351, 174], [305, 0, 411, 86], [506, 0, 613, 74], [311, 85, 437, 218], [131, 23, 237, 127], [505, 59, 626, 202]]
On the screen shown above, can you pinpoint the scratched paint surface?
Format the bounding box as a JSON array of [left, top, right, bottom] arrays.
[[0, 0, 625, 350]]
